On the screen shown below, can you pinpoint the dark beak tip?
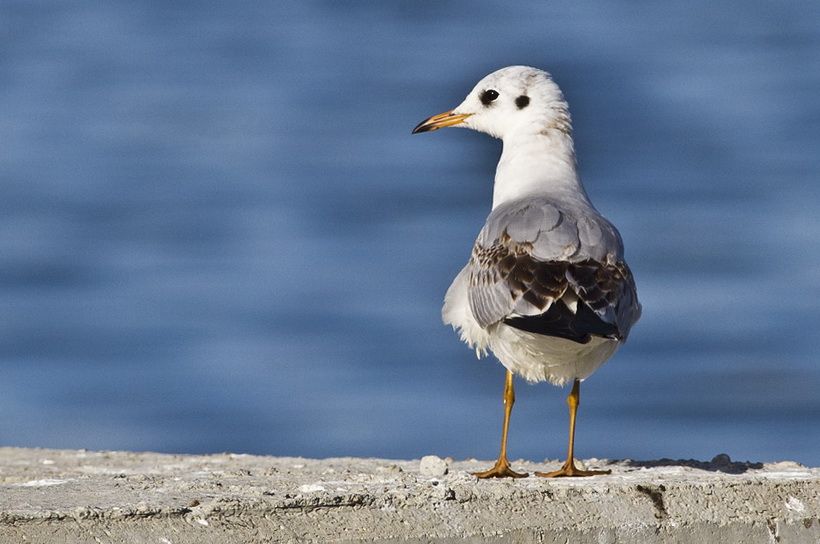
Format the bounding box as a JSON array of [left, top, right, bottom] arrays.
[[411, 122, 434, 135]]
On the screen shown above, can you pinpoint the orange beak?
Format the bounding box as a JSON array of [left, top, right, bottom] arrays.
[[412, 110, 472, 134]]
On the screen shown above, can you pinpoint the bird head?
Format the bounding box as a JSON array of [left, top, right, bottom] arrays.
[[412, 66, 571, 140]]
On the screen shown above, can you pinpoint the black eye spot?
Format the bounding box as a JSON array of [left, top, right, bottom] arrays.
[[480, 89, 499, 105], [515, 95, 530, 109]]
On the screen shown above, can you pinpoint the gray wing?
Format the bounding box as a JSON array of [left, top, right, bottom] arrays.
[[467, 196, 641, 342]]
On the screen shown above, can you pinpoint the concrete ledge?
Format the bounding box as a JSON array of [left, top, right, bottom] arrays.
[[0, 448, 818, 543]]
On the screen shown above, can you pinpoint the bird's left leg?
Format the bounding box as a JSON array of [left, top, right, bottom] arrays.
[[536, 379, 611, 478], [473, 369, 528, 479]]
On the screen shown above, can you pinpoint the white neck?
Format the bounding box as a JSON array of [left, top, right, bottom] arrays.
[[492, 130, 589, 209]]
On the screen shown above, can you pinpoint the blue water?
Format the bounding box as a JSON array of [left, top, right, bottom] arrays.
[[2, 1, 819, 465]]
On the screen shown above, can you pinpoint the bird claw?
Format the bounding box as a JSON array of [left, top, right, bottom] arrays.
[[473, 458, 528, 479], [535, 460, 610, 478]]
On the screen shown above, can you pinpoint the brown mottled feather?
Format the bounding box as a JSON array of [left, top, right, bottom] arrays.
[[468, 228, 638, 341]]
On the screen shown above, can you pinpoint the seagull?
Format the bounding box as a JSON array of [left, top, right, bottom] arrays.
[[412, 66, 641, 478]]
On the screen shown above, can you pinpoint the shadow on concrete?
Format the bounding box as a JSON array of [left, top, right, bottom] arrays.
[[626, 455, 764, 474]]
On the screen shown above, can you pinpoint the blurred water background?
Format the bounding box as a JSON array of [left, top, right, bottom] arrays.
[[2, 1, 819, 465]]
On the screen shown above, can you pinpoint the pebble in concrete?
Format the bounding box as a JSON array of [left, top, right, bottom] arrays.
[[419, 455, 449, 478]]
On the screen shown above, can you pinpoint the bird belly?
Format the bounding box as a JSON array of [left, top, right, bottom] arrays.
[[488, 323, 619, 385]]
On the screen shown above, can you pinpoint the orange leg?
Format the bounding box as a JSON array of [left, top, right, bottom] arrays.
[[536, 379, 611, 478], [473, 370, 528, 479]]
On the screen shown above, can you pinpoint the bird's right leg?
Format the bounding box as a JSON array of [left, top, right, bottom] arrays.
[[535, 379, 611, 478], [473, 369, 528, 478]]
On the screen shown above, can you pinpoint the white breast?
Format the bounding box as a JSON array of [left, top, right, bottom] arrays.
[[442, 267, 490, 358]]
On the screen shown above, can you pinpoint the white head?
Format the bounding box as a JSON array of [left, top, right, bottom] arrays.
[[414, 66, 585, 208], [413, 66, 571, 140]]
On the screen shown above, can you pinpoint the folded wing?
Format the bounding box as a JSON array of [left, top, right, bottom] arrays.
[[467, 197, 641, 343]]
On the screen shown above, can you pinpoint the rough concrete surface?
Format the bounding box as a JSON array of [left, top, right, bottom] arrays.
[[0, 448, 818, 543]]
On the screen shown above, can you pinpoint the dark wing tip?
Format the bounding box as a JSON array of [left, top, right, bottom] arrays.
[[504, 299, 621, 344]]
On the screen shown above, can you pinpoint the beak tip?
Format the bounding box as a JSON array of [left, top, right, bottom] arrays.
[[411, 124, 434, 135]]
